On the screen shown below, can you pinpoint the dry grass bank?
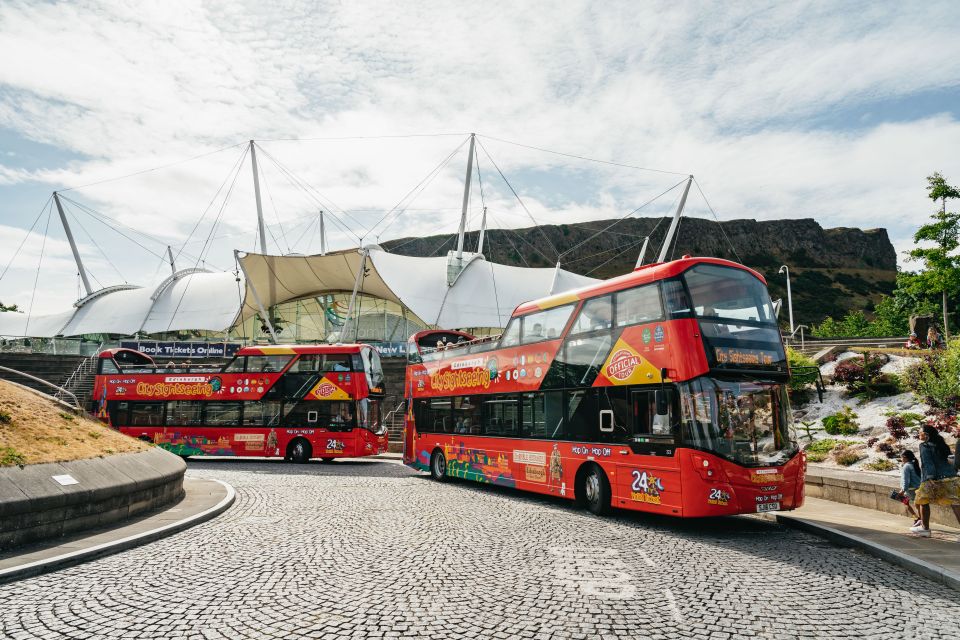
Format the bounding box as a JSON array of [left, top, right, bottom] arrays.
[[0, 379, 147, 467]]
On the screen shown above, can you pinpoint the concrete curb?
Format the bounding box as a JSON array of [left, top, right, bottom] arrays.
[[0, 479, 235, 585], [777, 514, 960, 592]]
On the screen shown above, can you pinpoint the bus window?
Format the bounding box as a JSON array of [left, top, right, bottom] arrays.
[[564, 390, 598, 442], [246, 355, 293, 373], [452, 396, 480, 434], [322, 355, 352, 372], [596, 387, 631, 443], [166, 401, 201, 426], [365, 348, 384, 390], [482, 397, 518, 437], [520, 393, 561, 438], [662, 279, 692, 318], [616, 284, 663, 327], [223, 357, 245, 373], [289, 354, 321, 372], [205, 402, 242, 426], [99, 359, 120, 374], [500, 318, 521, 348], [520, 305, 574, 344], [243, 400, 283, 426], [569, 295, 613, 335], [129, 402, 164, 426], [358, 398, 384, 432], [108, 401, 130, 426], [684, 264, 775, 323], [562, 333, 612, 387]]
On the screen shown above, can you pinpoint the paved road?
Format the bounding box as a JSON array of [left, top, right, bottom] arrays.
[[2, 458, 960, 639]]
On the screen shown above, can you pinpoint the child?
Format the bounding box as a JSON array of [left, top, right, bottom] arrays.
[[897, 450, 921, 525]]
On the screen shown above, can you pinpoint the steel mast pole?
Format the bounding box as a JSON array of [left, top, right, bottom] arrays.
[[477, 206, 487, 255], [779, 265, 795, 336], [250, 140, 267, 254], [53, 192, 92, 297], [166, 246, 177, 275], [319, 210, 327, 255], [634, 236, 650, 269], [657, 176, 693, 263], [455, 133, 476, 260]]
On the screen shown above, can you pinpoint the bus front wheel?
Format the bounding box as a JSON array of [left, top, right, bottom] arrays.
[[578, 464, 611, 516], [430, 450, 447, 482], [288, 439, 312, 464]]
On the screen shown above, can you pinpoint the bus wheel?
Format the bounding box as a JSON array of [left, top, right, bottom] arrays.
[[288, 439, 312, 464], [579, 465, 611, 516], [430, 449, 447, 482]]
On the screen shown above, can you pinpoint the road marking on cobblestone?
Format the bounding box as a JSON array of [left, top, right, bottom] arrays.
[[549, 546, 636, 600], [664, 587, 684, 623]]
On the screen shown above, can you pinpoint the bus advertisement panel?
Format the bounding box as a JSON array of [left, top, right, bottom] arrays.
[[403, 257, 804, 518], [92, 344, 388, 462]]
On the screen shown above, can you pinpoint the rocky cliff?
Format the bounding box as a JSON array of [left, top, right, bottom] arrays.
[[382, 217, 897, 325]]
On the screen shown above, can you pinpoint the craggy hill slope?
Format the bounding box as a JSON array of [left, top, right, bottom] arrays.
[[382, 217, 896, 325]]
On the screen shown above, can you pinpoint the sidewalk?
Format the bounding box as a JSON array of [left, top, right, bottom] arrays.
[[775, 497, 960, 591], [0, 475, 234, 584]]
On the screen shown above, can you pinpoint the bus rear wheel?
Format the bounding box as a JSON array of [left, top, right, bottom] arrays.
[[578, 465, 611, 516], [288, 439, 312, 464], [430, 450, 447, 482]]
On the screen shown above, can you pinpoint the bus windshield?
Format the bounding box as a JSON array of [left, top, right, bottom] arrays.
[[677, 377, 797, 467]]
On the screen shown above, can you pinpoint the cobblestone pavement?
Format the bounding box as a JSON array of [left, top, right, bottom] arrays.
[[3, 458, 960, 639]]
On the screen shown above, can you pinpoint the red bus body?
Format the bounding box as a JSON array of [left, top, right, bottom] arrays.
[[403, 257, 805, 517], [92, 344, 388, 461]]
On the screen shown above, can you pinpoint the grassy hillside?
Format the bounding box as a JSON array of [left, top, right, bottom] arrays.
[[0, 380, 147, 467]]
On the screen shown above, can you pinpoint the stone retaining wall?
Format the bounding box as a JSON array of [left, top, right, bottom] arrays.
[[0, 448, 186, 551], [806, 466, 958, 527]]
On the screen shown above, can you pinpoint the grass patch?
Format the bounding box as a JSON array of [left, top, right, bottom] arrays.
[[804, 438, 856, 463], [59, 412, 75, 422], [0, 409, 11, 424], [852, 347, 930, 357], [0, 446, 26, 466], [863, 458, 898, 472], [87, 431, 102, 440]]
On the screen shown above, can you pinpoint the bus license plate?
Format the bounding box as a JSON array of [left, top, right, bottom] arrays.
[[756, 502, 780, 513]]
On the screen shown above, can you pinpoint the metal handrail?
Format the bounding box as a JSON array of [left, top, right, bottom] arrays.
[[0, 365, 80, 410], [382, 400, 407, 430]]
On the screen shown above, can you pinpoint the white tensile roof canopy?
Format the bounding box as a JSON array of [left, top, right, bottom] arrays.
[[0, 249, 597, 338], [238, 247, 597, 330]]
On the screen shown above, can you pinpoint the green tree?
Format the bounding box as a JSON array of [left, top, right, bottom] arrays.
[[0, 301, 19, 312], [905, 172, 960, 339]]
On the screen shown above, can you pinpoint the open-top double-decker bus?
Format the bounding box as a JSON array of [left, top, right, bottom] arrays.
[[92, 344, 388, 462], [403, 257, 804, 517]]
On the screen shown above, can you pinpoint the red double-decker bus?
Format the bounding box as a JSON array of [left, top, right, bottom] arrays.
[[92, 344, 388, 462], [403, 257, 804, 517]]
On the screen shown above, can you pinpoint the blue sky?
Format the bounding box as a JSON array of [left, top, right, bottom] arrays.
[[2, 1, 960, 315]]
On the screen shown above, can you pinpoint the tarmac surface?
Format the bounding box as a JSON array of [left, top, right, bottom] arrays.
[[3, 457, 960, 639]]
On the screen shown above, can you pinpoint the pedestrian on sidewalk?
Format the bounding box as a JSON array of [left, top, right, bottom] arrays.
[[897, 450, 921, 525], [911, 425, 960, 537]]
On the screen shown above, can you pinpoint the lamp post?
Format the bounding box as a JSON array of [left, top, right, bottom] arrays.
[[778, 265, 794, 336]]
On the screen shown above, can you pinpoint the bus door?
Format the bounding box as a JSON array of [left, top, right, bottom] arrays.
[[605, 388, 682, 512]]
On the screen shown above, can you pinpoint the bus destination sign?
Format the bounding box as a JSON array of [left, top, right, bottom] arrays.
[[713, 346, 781, 367]]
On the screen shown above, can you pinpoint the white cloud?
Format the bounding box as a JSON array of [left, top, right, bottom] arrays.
[[0, 0, 959, 315]]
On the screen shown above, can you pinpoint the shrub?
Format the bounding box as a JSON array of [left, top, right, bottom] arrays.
[[804, 438, 855, 463], [866, 437, 879, 448], [833, 445, 865, 466], [787, 348, 819, 393], [923, 407, 960, 437], [905, 339, 960, 409], [0, 409, 10, 424], [831, 353, 898, 399], [863, 458, 897, 472], [823, 407, 860, 435]]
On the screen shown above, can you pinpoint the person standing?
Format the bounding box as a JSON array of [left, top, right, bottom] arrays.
[[898, 450, 922, 525], [910, 425, 960, 537]]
